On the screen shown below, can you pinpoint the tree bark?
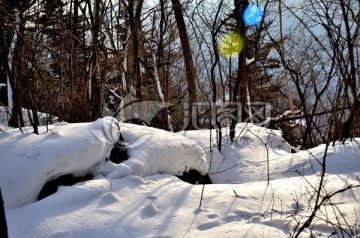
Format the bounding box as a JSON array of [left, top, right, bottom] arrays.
[[90, 0, 104, 120], [230, 0, 248, 142], [159, 0, 170, 130], [128, 0, 143, 101], [210, 0, 225, 151], [8, 8, 25, 128], [339, 0, 359, 140], [0, 3, 8, 107], [170, 0, 198, 129]]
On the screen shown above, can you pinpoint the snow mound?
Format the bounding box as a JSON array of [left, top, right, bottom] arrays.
[[272, 139, 360, 178], [180, 123, 292, 184], [0, 117, 209, 208], [105, 123, 209, 178], [234, 123, 291, 155], [0, 118, 119, 208], [177, 129, 225, 181]]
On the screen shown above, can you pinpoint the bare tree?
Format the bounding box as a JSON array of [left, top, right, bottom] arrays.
[[171, 0, 198, 129], [89, 0, 104, 120], [268, 0, 360, 148], [230, 0, 248, 142], [2, 0, 28, 129]]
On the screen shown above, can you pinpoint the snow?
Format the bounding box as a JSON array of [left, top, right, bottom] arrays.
[[179, 124, 292, 184], [0, 121, 116, 208], [246, 88, 253, 123], [246, 57, 255, 65], [1, 119, 359, 237], [6, 75, 13, 113], [0, 117, 208, 208], [0, 107, 10, 130], [99, 121, 209, 179]]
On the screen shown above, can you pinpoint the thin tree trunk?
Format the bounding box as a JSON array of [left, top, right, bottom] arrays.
[[6, 9, 20, 114], [128, 0, 145, 122], [90, 0, 103, 120], [8, 8, 24, 128], [128, 0, 143, 100], [230, 0, 248, 142], [210, 0, 225, 151], [339, 0, 359, 140], [159, 0, 169, 130], [171, 0, 198, 130], [70, 0, 84, 121], [0, 3, 8, 107], [59, 3, 65, 122], [5, 8, 20, 127]]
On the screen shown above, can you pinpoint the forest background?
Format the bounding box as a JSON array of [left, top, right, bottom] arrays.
[[0, 0, 359, 149]]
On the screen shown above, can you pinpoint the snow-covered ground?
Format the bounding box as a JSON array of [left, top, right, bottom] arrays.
[[0, 118, 359, 237]]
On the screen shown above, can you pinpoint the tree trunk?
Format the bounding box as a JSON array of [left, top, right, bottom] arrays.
[[127, 0, 145, 122], [69, 0, 87, 122], [230, 0, 248, 142], [0, 3, 8, 106], [0, 189, 7, 238], [8, 8, 25, 128], [171, 0, 198, 130], [128, 0, 144, 99], [210, 0, 225, 151], [159, 0, 170, 131], [90, 0, 104, 120], [339, 0, 359, 141]]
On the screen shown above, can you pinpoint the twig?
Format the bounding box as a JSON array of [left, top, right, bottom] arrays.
[[233, 189, 240, 198], [293, 142, 360, 237], [208, 162, 243, 175], [199, 127, 216, 208]]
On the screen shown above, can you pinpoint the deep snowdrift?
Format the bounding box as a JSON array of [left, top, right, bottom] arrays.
[[1, 119, 359, 237], [0, 121, 115, 208], [0, 117, 209, 208]]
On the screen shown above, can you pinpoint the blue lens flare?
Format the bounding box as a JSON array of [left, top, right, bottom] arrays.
[[243, 3, 265, 26]]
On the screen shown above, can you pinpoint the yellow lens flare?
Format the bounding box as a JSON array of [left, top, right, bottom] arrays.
[[219, 32, 244, 58]]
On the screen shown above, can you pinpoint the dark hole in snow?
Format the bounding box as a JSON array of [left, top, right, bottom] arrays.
[[177, 170, 212, 185], [109, 134, 129, 164], [37, 174, 93, 201]]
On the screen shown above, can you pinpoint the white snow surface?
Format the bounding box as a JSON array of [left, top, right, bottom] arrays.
[[0, 121, 115, 208], [103, 122, 209, 178], [179, 124, 292, 184], [1, 119, 359, 237]]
